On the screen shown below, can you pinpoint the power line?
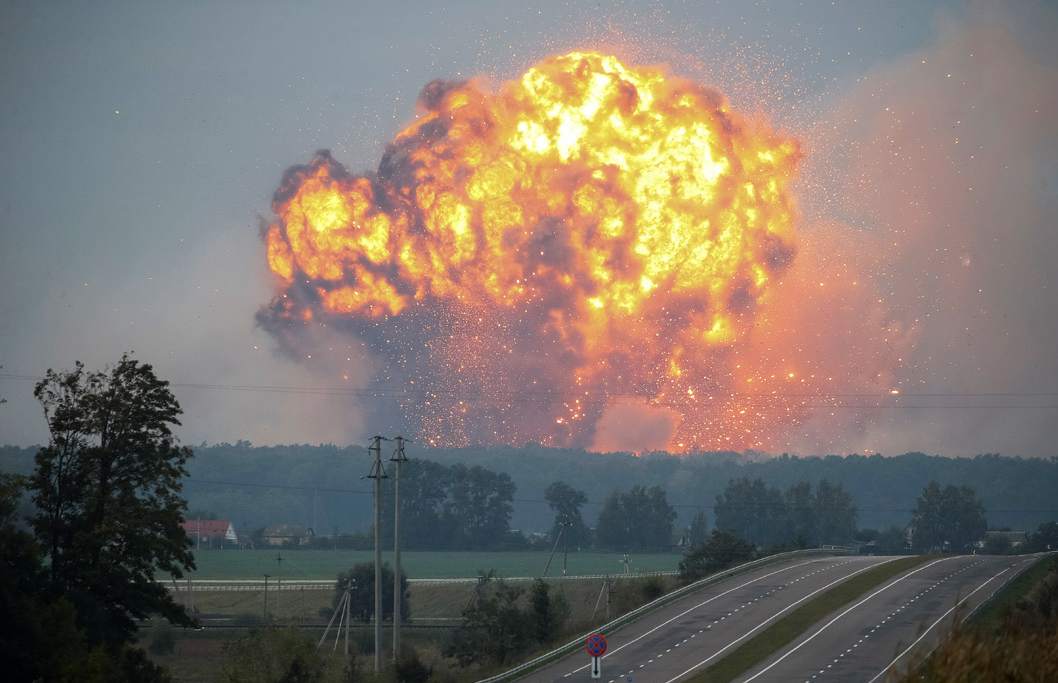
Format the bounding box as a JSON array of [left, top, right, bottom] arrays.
[[4, 372, 1058, 408], [4, 373, 1058, 398]]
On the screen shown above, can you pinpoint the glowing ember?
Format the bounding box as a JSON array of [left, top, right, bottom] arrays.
[[260, 51, 803, 451]]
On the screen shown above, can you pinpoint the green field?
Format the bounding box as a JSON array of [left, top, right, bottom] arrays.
[[186, 548, 681, 581]]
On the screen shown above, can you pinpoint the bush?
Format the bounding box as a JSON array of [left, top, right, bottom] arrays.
[[146, 619, 175, 655], [612, 576, 667, 614], [639, 576, 665, 602], [394, 647, 432, 683], [678, 529, 756, 582], [231, 611, 266, 627], [219, 626, 323, 683]]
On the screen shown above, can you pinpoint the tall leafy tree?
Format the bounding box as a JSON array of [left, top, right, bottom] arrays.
[[595, 485, 676, 551], [2, 472, 177, 683], [544, 481, 590, 548], [686, 509, 709, 546], [391, 458, 453, 549], [910, 481, 987, 552], [714, 477, 787, 547], [528, 578, 570, 644], [443, 464, 516, 549], [333, 561, 409, 623], [29, 354, 196, 645], [814, 479, 857, 545], [784, 482, 816, 545], [594, 490, 628, 549]]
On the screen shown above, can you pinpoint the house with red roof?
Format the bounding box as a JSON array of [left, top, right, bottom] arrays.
[[181, 519, 238, 549]]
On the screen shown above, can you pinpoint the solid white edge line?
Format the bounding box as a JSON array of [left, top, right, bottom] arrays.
[[865, 562, 1018, 683], [661, 558, 894, 683], [741, 557, 956, 683], [565, 558, 830, 675]]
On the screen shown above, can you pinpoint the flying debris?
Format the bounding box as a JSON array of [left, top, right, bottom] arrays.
[[259, 51, 804, 451]]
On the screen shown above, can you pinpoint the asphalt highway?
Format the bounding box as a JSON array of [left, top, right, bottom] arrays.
[[518, 555, 894, 683], [515, 553, 1039, 683], [739, 553, 1040, 683]]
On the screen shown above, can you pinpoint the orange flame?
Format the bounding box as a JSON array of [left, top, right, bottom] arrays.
[[261, 51, 802, 451]]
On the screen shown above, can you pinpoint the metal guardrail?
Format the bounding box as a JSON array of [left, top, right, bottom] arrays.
[[966, 551, 1057, 621], [474, 547, 851, 683]]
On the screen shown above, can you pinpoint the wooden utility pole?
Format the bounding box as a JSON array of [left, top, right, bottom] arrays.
[[391, 436, 408, 658], [263, 574, 270, 621], [542, 517, 570, 578], [275, 552, 283, 620], [366, 436, 388, 673]]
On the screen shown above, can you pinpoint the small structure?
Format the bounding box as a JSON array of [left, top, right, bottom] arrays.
[[852, 539, 878, 555], [980, 530, 1030, 551], [181, 519, 238, 549], [262, 523, 314, 546]]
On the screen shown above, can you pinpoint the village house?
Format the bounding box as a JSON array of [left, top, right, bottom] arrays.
[[262, 523, 314, 546], [180, 519, 238, 549]]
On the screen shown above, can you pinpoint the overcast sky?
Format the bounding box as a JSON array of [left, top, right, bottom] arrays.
[[2, 0, 1056, 457]]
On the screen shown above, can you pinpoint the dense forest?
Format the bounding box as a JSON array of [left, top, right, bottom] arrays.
[[3, 444, 1056, 547]]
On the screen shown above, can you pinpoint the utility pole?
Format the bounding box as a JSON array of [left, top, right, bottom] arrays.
[[542, 517, 570, 578], [391, 436, 408, 658], [365, 435, 388, 673], [263, 574, 270, 621], [562, 516, 571, 575], [275, 552, 283, 620]]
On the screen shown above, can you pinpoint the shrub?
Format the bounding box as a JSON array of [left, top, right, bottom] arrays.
[[146, 619, 175, 656]]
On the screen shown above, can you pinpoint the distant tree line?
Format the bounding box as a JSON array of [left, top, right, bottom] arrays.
[[6, 444, 1058, 542], [383, 460, 519, 550], [714, 477, 858, 548]]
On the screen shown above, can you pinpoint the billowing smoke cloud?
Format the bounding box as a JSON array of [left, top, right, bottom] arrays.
[[257, 51, 818, 451], [789, 2, 1058, 457], [256, 16, 1057, 458]]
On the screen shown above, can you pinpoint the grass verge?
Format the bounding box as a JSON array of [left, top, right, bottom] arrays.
[[968, 554, 1058, 632], [686, 555, 934, 683]]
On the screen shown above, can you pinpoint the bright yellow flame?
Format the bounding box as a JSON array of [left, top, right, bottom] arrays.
[[263, 51, 802, 450]]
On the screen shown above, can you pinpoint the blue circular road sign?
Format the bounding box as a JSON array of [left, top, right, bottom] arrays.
[[587, 634, 607, 657]]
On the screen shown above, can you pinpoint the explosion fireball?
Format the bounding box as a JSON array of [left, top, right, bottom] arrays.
[[259, 51, 806, 451]]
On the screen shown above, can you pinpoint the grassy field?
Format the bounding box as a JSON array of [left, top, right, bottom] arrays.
[[185, 548, 680, 581]]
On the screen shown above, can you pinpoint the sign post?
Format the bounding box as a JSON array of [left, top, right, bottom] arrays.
[[587, 634, 607, 679]]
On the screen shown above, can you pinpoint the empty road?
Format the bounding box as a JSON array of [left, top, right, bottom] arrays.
[[515, 553, 1039, 683], [739, 554, 1039, 683]]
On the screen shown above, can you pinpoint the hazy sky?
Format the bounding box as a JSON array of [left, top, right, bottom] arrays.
[[2, 0, 1056, 457]]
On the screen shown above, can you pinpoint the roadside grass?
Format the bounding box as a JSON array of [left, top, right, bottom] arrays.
[[177, 574, 679, 625], [968, 554, 1058, 632], [156, 573, 682, 682], [686, 555, 935, 683], [185, 548, 679, 580]]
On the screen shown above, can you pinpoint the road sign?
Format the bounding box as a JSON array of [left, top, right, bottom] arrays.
[[586, 634, 607, 657], [591, 655, 602, 679]]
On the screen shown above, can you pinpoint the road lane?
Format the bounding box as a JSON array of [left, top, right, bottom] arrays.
[[739, 554, 1042, 683], [516, 555, 896, 683]]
